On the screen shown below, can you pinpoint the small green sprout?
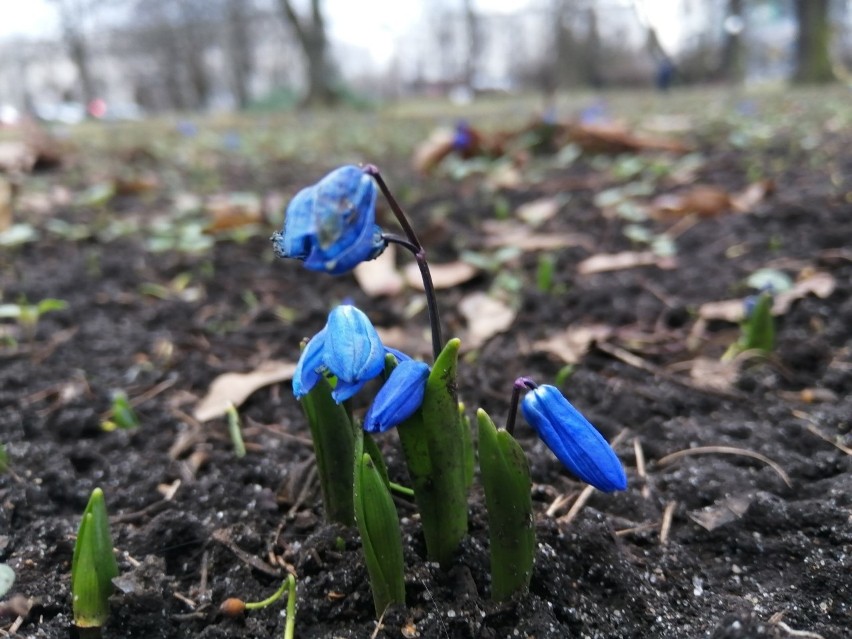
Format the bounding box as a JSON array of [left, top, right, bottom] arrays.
[[354, 435, 406, 618], [225, 402, 246, 458], [101, 391, 140, 431], [722, 291, 775, 362], [0, 297, 68, 342], [72, 488, 119, 629], [536, 253, 556, 293], [0, 442, 7, 473]]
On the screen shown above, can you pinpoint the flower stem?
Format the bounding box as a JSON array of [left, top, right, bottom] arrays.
[[365, 164, 443, 362], [506, 377, 537, 436]]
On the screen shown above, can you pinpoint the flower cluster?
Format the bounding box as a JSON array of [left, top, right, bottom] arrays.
[[272, 164, 627, 609]]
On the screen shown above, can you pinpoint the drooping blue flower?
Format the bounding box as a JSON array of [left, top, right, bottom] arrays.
[[521, 385, 627, 492], [271, 165, 387, 274], [294, 305, 397, 404], [363, 359, 431, 433]]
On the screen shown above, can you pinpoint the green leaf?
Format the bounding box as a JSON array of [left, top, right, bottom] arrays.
[[354, 435, 406, 618], [109, 391, 140, 430], [397, 338, 468, 568], [71, 488, 119, 628], [459, 403, 474, 490], [477, 409, 535, 601], [742, 292, 775, 353], [0, 442, 7, 473], [301, 377, 356, 526]]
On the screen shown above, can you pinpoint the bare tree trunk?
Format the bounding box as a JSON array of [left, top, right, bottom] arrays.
[[277, 0, 338, 106], [793, 0, 835, 84], [462, 0, 480, 92], [53, 0, 97, 106], [718, 0, 745, 83], [227, 0, 254, 109]]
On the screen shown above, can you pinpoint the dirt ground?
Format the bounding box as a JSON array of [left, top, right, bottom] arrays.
[[1, 91, 851, 638]]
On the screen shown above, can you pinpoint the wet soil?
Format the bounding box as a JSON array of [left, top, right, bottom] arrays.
[[2, 103, 851, 639]]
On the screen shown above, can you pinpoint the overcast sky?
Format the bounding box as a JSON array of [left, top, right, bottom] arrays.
[[0, 0, 682, 66]]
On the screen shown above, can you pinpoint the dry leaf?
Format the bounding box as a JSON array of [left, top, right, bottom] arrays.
[[482, 220, 594, 251], [0, 177, 12, 231], [731, 179, 774, 213], [412, 128, 455, 174], [688, 494, 753, 531], [652, 186, 732, 218], [485, 163, 523, 190], [687, 357, 739, 392], [698, 271, 836, 322], [565, 122, 690, 155], [459, 292, 516, 349], [531, 324, 613, 364], [0, 141, 35, 173], [403, 260, 479, 290], [205, 192, 263, 232], [355, 244, 404, 297], [194, 360, 297, 422], [577, 250, 677, 275], [516, 197, 560, 227], [114, 174, 159, 196]]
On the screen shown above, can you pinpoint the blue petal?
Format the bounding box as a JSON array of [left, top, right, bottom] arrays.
[[383, 346, 412, 364], [292, 328, 327, 399], [324, 305, 385, 384], [331, 377, 370, 403], [275, 186, 317, 260], [522, 385, 627, 492], [363, 360, 430, 433]]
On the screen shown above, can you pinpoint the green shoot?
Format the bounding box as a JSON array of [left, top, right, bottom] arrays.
[[225, 402, 247, 458], [722, 291, 775, 361], [554, 364, 575, 388], [0, 297, 68, 342], [101, 391, 140, 431], [0, 442, 7, 473], [536, 254, 556, 293], [72, 488, 119, 629]]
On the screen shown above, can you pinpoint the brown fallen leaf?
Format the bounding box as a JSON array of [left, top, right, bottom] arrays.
[[0, 141, 35, 173], [565, 121, 690, 155], [205, 192, 263, 232], [698, 271, 837, 322], [194, 360, 297, 422], [114, 174, 159, 196], [652, 185, 732, 218], [577, 250, 677, 275], [531, 324, 613, 364], [459, 292, 516, 349], [687, 357, 740, 393], [482, 220, 594, 252], [516, 197, 561, 227], [412, 128, 455, 174], [0, 176, 12, 231], [403, 260, 479, 290], [355, 244, 404, 297], [731, 179, 774, 213]]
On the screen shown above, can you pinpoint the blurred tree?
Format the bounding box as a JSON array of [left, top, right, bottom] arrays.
[[718, 0, 745, 82], [462, 0, 481, 92], [793, 0, 835, 83], [226, 0, 254, 109], [50, 0, 97, 106], [277, 0, 339, 105]]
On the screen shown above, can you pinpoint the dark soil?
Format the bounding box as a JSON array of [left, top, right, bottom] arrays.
[[2, 100, 851, 639]]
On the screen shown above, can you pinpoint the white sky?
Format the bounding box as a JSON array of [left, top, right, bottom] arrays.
[[0, 0, 684, 65]]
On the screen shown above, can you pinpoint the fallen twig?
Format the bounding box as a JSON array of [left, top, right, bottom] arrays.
[[657, 445, 792, 488]]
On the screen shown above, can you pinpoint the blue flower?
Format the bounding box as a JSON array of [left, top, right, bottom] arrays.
[[521, 385, 627, 492], [294, 305, 393, 403], [363, 359, 431, 433], [271, 165, 387, 274]]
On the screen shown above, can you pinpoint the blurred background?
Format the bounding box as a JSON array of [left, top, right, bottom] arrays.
[[0, 0, 849, 122]]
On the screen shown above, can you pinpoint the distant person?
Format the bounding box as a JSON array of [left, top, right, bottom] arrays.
[[656, 59, 676, 92]]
